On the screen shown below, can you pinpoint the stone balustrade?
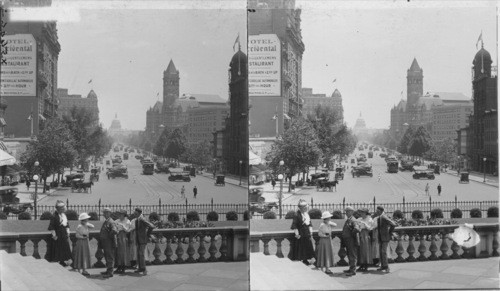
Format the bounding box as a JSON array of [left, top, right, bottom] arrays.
[[250, 223, 499, 264], [0, 226, 248, 266]]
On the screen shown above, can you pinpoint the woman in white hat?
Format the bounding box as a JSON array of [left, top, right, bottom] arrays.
[[46, 200, 73, 266], [357, 208, 374, 272], [315, 211, 337, 274], [73, 212, 94, 276]]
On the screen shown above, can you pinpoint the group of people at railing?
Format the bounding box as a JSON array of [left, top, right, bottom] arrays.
[[289, 199, 396, 276], [45, 200, 155, 278]]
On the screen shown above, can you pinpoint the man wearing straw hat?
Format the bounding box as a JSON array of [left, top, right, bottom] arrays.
[[99, 208, 118, 278], [342, 206, 361, 276]]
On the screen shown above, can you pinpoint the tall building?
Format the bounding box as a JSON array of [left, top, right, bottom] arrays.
[[57, 88, 100, 126], [301, 88, 344, 121], [248, 0, 305, 138], [2, 0, 60, 138], [222, 48, 249, 176], [145, 60, 227, 141], [466, 44, 498, 173], [390, 58, 472, 142]]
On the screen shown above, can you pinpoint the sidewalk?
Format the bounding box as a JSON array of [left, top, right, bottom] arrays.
[[445, 169, 499, 187], [85, 261, 248, 291]]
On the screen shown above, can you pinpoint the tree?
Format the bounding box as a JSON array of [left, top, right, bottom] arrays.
[[266, 118, 321, 191], [181, 141, 213, 166], [153, 128, 171, 158], [166, 128, 187, 161], [306, 105, 356, 164], [62, 106, 110, 168], [20, 119, 77, 193], [398, 125, 416, 155], [408, 126, 432, 158], [426, 137, 457, 164]]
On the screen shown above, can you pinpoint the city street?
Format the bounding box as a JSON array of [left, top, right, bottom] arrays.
[[265, 149, 498, 206], [37, 150, 246, 206]]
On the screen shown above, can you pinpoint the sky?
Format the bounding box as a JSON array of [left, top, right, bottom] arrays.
[[296, 0, 497, 129], [54, 2, 246, 130]]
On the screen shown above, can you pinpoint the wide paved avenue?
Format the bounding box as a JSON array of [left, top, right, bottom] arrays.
[[273, 149, 498, 206], [39, 151, 246, 206]]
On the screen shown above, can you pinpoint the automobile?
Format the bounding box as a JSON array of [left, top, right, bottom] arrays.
[[123, 152, 129, 160], [155, 162, 170, 174], [459, 172, 469, 183], [351, 158, 356, 164], [168, 172, 191, 182], [335, 167, 344, 180], [357, 156, 367, 163], [90, 168, 100, 182], [113, 147, 119, 152], [107, 165, 128, 179], [0, 186, 33, 215], [352, 166, 373, 177], [387, 161, 399, 173], [142, 162, 155, 175], [412, 170, 435, 180], [215, 175, 225, 186], [307, 172, 329, 186], [106, 160, 111, 165], [135, 155, 142, 160], [141, 158, 153, 165], [368, 151, 373, 158], [379, 153, 387, 158], [112, 158, 122, 164]]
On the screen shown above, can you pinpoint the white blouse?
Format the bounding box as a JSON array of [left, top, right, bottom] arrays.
[[75, 223, 94, 239], [116, 218, 131, 233], [357, 216, 375, 230]]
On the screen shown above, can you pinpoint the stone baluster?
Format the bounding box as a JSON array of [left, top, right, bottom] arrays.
[[450, 240, 461, 259], [337, 238, 348, 266], [175, 235, 185, 263], [428, 232, 438, 260], [186, 235, 196, 263], [439, 231, 450, 260], [152, 240, 162, 265], [395, 233, 405, 262], [406, 233, 416, 262], [417, 233, 427, 261], [32, 238, 41, 259], [492, 233, 499, 257], [164, 236, 174, 264], [262, 237, 271, 256], [219, 233, 228, 262], [461, 245, 472, 259], [275, 237, 284, 258], [43, 238, 50, 261], [93, 243, 105, 268], [18, 239, 27, 256], [197, 235, 207, 263], [208, 234, 218, 262]]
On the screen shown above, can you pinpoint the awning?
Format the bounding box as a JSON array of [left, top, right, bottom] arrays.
[[0, 149, 16, 166], [249, 150, 262, 165]]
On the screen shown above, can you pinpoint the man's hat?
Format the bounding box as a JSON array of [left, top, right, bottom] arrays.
[[298, 200, 308, 207], [102, 207, 112, 213], [135, 208, 143, 214], [376, 206, 385, 212], [345, 206, 355, 212]]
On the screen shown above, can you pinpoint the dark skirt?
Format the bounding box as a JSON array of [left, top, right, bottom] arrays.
[[289, 235, 315, 261], [47, 233, 72, 262]]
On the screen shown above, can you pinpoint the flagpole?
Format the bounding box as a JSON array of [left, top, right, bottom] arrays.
[[30, 104, 33, 138]]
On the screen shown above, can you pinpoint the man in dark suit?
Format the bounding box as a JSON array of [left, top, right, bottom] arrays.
[[133, 208, 156, 275], [100, 208, 118, 278], [342, 206, 361, 276], [374, 206, 397, 272]]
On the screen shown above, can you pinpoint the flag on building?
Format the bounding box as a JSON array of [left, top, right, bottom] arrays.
[[26, 113, 32, 121], [233, 33, 240, 51], [476, 31, 483, 49]]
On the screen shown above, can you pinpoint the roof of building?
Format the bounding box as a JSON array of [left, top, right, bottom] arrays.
[[409, 58, 422, 71], [331, 89, 342, 98], [180, 94, 226, 104], [151, 101, 163, 113], [393, 99, 407, 111], [87, 90, 97, 99], [165, 59, 178, 74], [431, 92, 471, 101], [231, 49, 247, 66], [473, 46, 492, 65]]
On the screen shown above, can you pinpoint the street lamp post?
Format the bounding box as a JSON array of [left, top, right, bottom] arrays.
[[483, 157, 487, 183], [33, 160, 40, 220], [239, 160, 243, 185], [278, 160, 284, 219]]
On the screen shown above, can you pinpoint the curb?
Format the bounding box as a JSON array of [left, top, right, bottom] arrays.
[[199, 174, 248, 188], [444, 172, 499, 188]]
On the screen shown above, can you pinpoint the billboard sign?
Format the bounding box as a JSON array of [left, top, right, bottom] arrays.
[[0, 34, 37, 96], [249, 34, 281, 97]]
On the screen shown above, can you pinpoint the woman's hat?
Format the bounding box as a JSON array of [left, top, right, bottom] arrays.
[[55, 200, 65, 208], [298, 200, 308, 207], [321, 211, 333, 220], [79, 213, 91, 220], [118, 209, 127, 215], [102, 207, 112, 213]]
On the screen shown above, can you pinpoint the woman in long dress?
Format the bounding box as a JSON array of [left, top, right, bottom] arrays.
[[128, 214, 138, 269], [315, 211, 337, 274], [357, 208, 374, 272], [289, 200, 315, 265], [114, 209, 132, 274], [47, 200, 73, 266], [73, 213, 94, 276], [370, 213, 380, 267]]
